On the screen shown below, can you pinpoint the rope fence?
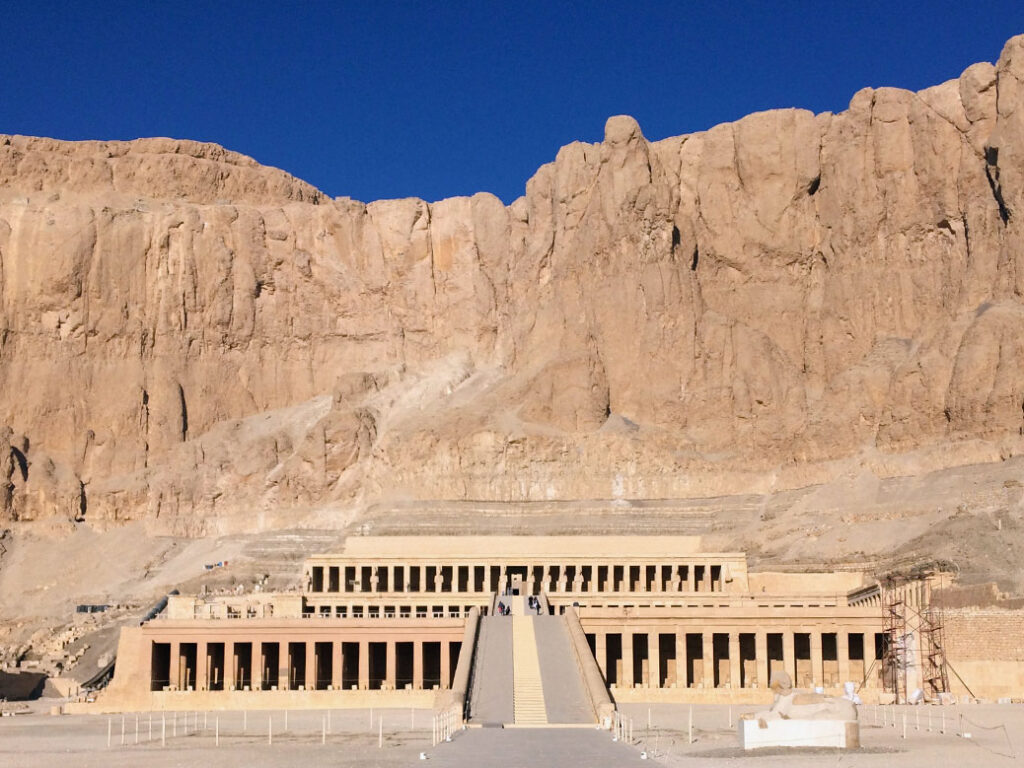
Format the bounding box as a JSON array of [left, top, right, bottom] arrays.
[[99, 707, 440, 752]]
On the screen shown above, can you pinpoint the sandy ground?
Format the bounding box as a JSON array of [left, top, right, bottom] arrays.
[[0, 706, 436, 768], [616, 702, 1023, 767], [1, 703, 1021, 767]]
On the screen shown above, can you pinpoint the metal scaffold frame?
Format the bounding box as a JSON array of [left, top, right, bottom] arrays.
[[882, 586, 907, 704], [881, 566, 951, 703]]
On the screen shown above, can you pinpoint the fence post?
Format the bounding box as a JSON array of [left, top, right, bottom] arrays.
[[688, 705, 693, 744], [107, 718, 112, 748], [216, 715, 219, 747]]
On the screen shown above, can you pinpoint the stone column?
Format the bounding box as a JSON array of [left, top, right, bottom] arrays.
[[670, 565, 681, 592], [370, 567, 380, 593], [278, 640, 290, 690], [838, 631, 851, 685], [590, 565, 600, 594], [810, 631, 823, 688], [782, 632, 796, 682], [440, 641, 451, 689], [728, 633, 741, 689], [413, 640, 424, 689], [638, 565, 647, 592], [256, 641, 265, 689], [225, 640, 236, 690], [595, 633, 607, 677], [358, 640, 369, 690], [702, 632, 714, 688], [676, 632, 687, 688], [702, 565, 712, 593], [385, 641, 396, 690], [622, 632, 634, 688], [169, 641, 181, 690], [419, 565, 427, 593], [306, 641, 317, 690], [755, 631, 769, 690], [332, 641, 343, 689], [648, 631, 660, 688], [196, 640, 208, 690], [687, 565, 696, 592]]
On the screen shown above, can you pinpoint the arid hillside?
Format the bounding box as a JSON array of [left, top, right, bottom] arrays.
[[2, 36, 1024, 554]]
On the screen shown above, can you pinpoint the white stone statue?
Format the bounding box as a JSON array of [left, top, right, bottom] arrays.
[[748, 671, 858, 724]]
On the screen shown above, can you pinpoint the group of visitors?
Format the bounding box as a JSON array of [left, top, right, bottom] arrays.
[[496, 601, 511, 616], [527, 595, 542, 614]]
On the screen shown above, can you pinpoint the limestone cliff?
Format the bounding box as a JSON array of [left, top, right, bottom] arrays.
[[3, 38, 1024, 535]]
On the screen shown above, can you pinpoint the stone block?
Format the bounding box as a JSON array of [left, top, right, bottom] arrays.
[[738, 719, 859, 750]]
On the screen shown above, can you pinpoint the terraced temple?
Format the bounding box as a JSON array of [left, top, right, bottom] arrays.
[[79, 534, 1000, 723]]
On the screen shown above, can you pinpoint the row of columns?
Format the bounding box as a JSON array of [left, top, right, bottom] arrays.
[[161, 638, 455, 692], [591, 629, 876, 690], [309, 563, 726, 595]]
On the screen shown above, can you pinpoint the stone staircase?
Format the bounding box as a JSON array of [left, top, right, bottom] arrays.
[[511, 613, 548, 725]]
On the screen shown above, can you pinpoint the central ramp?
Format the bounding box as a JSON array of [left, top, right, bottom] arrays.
[[469, 596, 599, 727], [534, 615, 595, 724], [468, 615, 513, 725]]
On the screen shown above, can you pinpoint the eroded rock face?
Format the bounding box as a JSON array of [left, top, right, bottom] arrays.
[[3, 37, 1024, 533]]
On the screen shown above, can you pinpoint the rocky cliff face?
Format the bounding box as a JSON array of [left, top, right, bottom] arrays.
[[3, 38, 1024, 535]]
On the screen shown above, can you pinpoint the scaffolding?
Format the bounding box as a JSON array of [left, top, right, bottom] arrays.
[[881, 567, 951, 703], [882, 587, 908, 703], [920, 584, 951, 699]]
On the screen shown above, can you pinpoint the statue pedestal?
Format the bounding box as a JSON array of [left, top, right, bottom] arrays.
[[738, 719, 859, 750]]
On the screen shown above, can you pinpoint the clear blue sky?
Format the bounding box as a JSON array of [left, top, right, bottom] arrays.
[[3, 2, 1023, 204]]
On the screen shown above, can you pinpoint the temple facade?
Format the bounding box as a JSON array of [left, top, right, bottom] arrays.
[[90, 535, 923, 714]]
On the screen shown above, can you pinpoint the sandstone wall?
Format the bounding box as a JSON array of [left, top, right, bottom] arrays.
[[3, 38, 1024, 533], [944, 608, 1024, 699]]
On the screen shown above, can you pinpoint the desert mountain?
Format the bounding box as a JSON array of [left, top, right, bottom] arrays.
[[2, 36, 1024, 574]]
